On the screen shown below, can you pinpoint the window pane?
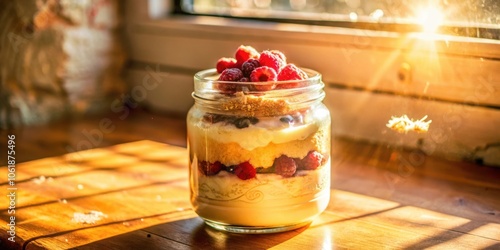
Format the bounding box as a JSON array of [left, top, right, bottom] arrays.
[[181, 0, 499, 38]]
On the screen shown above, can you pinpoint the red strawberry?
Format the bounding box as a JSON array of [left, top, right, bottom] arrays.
[[259, 50, 286, 73], [199, 161, 223, 175], [235, 45, 260, 68], [274, 155, 297, 177], [297, 151, 324, 170], [216, 57, 238, 73], [234, 161, 256, 180]]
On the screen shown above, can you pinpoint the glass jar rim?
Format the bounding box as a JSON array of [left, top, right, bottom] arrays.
[[194, 68, 322, 86]]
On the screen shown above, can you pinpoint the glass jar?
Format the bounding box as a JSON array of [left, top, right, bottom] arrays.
[[187, 68, 331, 233]]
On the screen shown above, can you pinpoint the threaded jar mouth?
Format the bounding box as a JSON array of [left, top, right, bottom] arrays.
[[194, 68, 322, 94], [192, 68, 325, 116]]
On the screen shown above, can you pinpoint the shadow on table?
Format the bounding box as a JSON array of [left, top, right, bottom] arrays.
[[73, 217, 308, 250]]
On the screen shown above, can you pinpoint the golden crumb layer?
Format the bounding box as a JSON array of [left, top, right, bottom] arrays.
[[220, 92, 290, 117]]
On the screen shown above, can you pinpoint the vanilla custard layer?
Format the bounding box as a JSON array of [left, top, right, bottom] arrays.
[[204, 121, 320, 151], [189, 124, 329, 168]]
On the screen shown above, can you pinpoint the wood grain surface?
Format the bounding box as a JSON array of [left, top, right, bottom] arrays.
[[0, 110, 499, 249]]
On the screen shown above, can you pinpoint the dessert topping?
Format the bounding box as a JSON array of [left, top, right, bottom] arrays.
[[218, 68, 243, 81], [235, 45, 260, 67], [250, 66, 278, 91], [277, 64, 309, 89], [259, 50, 287, 73], [241, 58, 261, 77], [216, 57, 238, 73], [214, 45, 308, 91]]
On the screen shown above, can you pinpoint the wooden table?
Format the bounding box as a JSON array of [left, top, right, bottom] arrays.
[[1, 110, 499, 249]]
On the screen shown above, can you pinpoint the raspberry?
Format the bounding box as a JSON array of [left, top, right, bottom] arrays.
[[269, 50, 287, 63], [235, 45, 260, 67], [199, 161, 223, 175], [250, 65, 277, 83], [218, 68, 243, 81], [259, 50, 286, 73], [273, 155, 297, 177], [277, 64, 308, 81], [216, 57, 238, 73], [216, 68, 243, 93], [250, 66, 277, 91], [241, 59, 260, 77], [297, 151, 324, 170], [250, 67, 277, 82], [234, 161, 256, 180], [276, 64, 308, 89]]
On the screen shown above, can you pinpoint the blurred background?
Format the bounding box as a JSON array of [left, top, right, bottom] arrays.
[[0, 0, 125, 127]]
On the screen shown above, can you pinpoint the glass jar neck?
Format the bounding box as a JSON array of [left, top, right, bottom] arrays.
[[192, 68, 325, 116]]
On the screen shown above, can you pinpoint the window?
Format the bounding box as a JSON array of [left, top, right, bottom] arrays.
[[180, 0, 499, 39]]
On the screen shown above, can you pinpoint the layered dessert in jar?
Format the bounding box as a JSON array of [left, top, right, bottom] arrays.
[[188, 45, 331, 233]]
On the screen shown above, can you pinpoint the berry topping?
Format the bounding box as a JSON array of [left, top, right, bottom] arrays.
[[234, 117, 259, 129], [239, 77, 250, 82], [276, 64, 308, 89], [218, 68, 243, 81], [274, 155, 297, 177], [234, 161, 256, 180], [259, 50, 286, 73], [297, 151, 324, 170], [216, 57, 238, 73], [250, 66, 278, 91], [216, 68, 243, 93], [235, 45, 260, 67], [269, 50, 287, 63], [277, 63, 308, 81], [241, 58, 261, 77], [199, 161, 223, 175]]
